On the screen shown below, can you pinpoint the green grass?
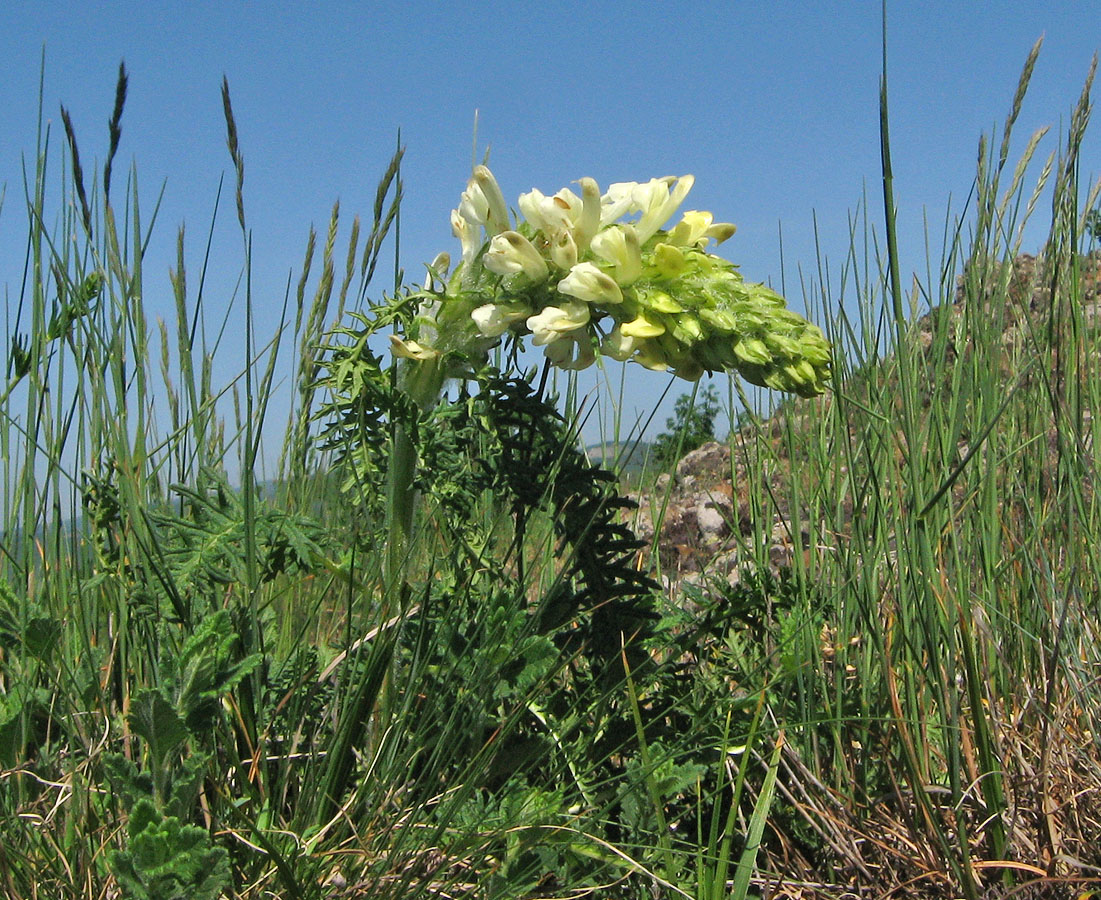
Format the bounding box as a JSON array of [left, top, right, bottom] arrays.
[[633, 36, 1101, 898], [2, 38, 1101, 900]]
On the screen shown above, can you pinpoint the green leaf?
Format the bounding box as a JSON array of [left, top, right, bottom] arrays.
[[23, 615, 62, 660], [110, 799, 230, 900], [128, 690, 188, 769], [730, 732, 784, 900], [0, 695, 24, 768], [172, 609, 261, 733], [103, 753, 156, 810], [0, 576, 19, 650]]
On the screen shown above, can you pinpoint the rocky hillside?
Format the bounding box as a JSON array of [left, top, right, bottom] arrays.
[[632, 250, 1101, 588]]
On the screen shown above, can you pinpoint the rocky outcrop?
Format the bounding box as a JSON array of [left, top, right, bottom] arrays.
[[632, 251, 1101, 594], [630, 438, 809, 591]]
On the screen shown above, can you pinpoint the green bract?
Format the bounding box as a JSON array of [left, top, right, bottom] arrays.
[[398, 166, 831, 398]]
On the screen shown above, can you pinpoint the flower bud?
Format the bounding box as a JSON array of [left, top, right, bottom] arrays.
[[590, 225, 642, 285], [699, 307, 739, 332], [640, 289, 684, 314], [671, 314, 703, 344], [557, 262, 623, 305], [765, 332, 803, 357], [451, 209, 480, 264], [577, 177, 601, 250], [707, 222, 737, 244], [544, 333, 596, 370], [634, 340, 669, 371], [620, 314, 665, 339], [549, 229, 579, 270], [601, 325, 636, 361], [653, 243, 690, 278], [527, 301, 590, 346], [733, 337, 771, 366], [800, 334, 832, 366], [389, 335, 439, 361], [484, 231, 550, 283], [673, 358, 705, 381], [424, 252, 451, 291]]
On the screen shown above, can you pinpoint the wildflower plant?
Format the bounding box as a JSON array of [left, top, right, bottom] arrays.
[[322, 164, 833, 610], [391, 166, 831, 410], [310, 167, 832, 893]]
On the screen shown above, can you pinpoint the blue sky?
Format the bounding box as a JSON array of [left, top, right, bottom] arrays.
[[1, 3, 1097, 449]]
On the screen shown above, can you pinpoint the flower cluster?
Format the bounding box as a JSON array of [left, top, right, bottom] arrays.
[[392, 166, 830, 399]]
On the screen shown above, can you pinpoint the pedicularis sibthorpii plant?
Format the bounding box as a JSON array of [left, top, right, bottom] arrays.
[[311, 166, 829, 898], [355, 166, 830, 608]]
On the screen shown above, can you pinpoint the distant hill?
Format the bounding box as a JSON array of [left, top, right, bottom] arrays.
[[584, 440, 652, 477]]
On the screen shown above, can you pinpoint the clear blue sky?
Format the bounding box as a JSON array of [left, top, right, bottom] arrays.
[[1, 3, 1097, 449]]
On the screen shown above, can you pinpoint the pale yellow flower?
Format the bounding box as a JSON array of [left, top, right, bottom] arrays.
[[543, 333, 596, 370], [471, 302, 531, 338], [458, 165, 510, 236], [527, 301, 590, 346], [484, 231, 549, 282], [424, 252, 451, 291], [549, 229, 579, 270], [599, 180, 640, 225], [589, 224, 642, 285], [601, 325, 636, 361], [620, 314, 665, 339], [389, 335, 439, 360], [557, 262, 623, 305], [576, 177, 601, 250], [450, 209, 480, 265], [633, 175, 694, 242], [666, 211, 737, 248], [634, 341, 669, 371], [518, 186, 583, 238]]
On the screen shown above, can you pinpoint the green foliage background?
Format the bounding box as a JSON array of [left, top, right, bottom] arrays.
[[650, 384, 722, 469]]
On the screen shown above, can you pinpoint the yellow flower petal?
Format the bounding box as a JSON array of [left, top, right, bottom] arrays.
[[620, 315, 665, 339]]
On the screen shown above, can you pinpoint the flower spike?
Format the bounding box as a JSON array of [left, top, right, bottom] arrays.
[[391, 166, 830, 398]]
